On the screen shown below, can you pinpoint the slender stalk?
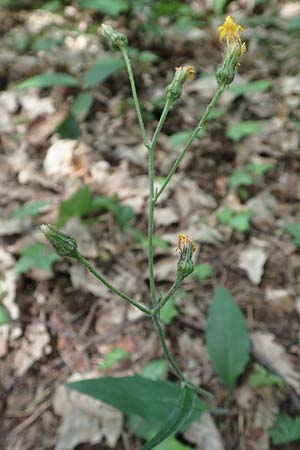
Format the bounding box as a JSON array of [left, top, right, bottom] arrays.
[[153, 313, 213, 398], [75, 253, 152, 316], [121, 47, 150, 149], [155, 84, 225, 202], [152, 277, 182, 314], [147, 98, 173, 307]]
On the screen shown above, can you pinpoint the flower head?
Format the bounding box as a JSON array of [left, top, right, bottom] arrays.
[[219, 16, 244, 45], [167, 66, 195, 103], [176, 233, 196, 280], [216, 16, 246, 87]]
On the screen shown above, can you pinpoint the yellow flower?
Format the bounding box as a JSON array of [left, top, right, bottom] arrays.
[[177, 233, 196, 254], [218, 16, 244, 46]]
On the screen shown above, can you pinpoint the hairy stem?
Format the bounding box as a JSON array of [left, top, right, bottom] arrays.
[[152, 277, 182, 314], [121, 47, 150, 149], [153, 313, 213, 398], [155, 84, 225, 202], [75, 253, 152, 316], [148, 98, 173, 307]]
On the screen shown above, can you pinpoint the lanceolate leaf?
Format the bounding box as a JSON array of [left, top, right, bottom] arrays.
[[206, 286, 250, 389], [83, 57, 124, 88], [66, 375, 207, 424], [141, 386, 196, 450], [17, 72, 79, 90]]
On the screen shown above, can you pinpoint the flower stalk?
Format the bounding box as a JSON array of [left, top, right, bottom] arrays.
[[42, 17, 246, 398]]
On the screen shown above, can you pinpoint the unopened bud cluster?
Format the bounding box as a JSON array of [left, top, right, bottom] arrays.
[[41, 224, 78, 258], [166, 66, 195, 103], [176, 233, 196, 280], [101, 24, 127, 50]]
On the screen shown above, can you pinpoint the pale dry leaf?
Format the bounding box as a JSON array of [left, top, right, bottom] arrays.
[[14, 322, 51, 376], [155, 207, 179, 227], [0, 247, 18, 320], [53, 382, 122, 450], [264, 288, 294, 312], [239, 244, 268, 285], [246, 191, 278, 224], [184, 412, 225, 450], [0, 217, 32, 236], [20, 93, 55, 119], [43, 140, 76, 176], [251, 332, 300, 394]]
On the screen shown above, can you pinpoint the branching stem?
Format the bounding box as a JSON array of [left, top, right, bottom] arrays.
[[155, 84, 226, 202]]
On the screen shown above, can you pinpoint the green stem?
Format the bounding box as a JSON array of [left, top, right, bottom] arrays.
[[121, 47, 150, 149], [155, 84, 225, 202], [147, 98, 173, 307], [152, 277, 182, 314], [153, 313, 213, 398], [75, 252, 152, 316]]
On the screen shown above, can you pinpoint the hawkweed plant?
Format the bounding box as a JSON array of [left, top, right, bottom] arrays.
[[42, 17, 246, 402]]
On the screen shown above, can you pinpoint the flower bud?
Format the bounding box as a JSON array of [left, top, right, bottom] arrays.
[[41, 224, 78, 258], [176, 233, 196, 280], [101, 24, 127, 50], [166, 66, 195, 103]]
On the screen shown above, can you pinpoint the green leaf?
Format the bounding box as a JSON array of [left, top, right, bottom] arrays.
[[141, 359, 168, 381], [228, 171, 254, 188], [160, 298, 178, 325], [98, 348, 129, 369], [0, 305, 10, 324], [78, 0, 129, 16], [217, 208, 233, 224], [56, 112, 80, 140], [71, 91, 93, 120], [83, 57, 124, 88], [217, 209, 252, 232], [269, 414, 300, 444], [67, 375, 207, 424], [41, 1, 62, 12], [248, 366, 284, 388], [245, 162, 273, 176], [230, 80, 272, 96], [193, 263, 213, 283], [206, 286, 250, 389], [154, 437, 193, 450], [15, 243, 60, 274], [57, 186, 94, 227], [285, 222, 300, 247], [17, 72, 79, 90], [226, 121, 262, 141], [213, 0, 229, 15], [141, 387, 196, 450], [12, 200, 50, 219]]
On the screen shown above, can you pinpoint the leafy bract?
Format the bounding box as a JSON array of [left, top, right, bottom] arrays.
[[83, 57, 124, 88], [206, 286, 250, 389], [17, 72, 79, 90], [67, 375, 207, 424]]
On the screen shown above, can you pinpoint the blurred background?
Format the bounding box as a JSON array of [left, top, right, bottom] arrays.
[[1, 1, 300, 449]]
